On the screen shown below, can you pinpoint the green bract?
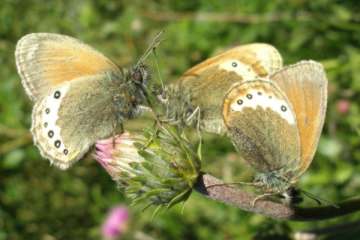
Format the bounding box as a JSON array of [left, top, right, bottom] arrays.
[[125, 125, 201, 209]]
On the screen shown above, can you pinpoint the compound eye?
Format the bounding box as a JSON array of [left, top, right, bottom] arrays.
[[132, 70, 143, 82]]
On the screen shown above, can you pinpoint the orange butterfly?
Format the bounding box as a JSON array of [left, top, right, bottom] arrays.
[[223, 61, 327, 196]]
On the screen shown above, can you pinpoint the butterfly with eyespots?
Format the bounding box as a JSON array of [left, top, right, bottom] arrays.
[[15, 33, 159, 170], [223, 61, 328, 197]]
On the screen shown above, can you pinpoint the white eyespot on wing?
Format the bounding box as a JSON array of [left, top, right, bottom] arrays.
[[31, 83, 79, 169], [230, 90, 296, 125], [219, 59, 258, 80]]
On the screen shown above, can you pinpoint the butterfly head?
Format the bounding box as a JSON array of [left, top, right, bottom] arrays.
[[130, 63, 150, 88], [119, 63, 151, 110]]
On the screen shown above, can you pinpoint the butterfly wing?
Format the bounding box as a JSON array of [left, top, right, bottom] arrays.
[[222, 80, 301, 174], [172, 43, 283, 134], [270, 61, 328, 176], [15, 33, 120, 101], [183, 43, 283, 78], [31, 73, 121, 169]]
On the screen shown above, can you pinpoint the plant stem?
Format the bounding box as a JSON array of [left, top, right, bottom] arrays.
[[194, 173, 360, 221]]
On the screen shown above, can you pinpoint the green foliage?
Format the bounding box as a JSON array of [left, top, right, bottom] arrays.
[[0, 0, 360, 239]]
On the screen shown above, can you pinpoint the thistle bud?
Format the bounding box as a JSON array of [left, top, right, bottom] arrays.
[[95, 132, 145, 181], [95, 126, 201, 209]]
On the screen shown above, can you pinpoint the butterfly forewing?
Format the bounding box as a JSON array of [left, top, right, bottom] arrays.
[[175, 65, 251, 134], [31, 73, 120, 169], [270, 61, 328, 176], [172, 43, 283, 134], [15, 33, 120, 100], [223, 80, 301, 174], [183, 43, 283, 78]]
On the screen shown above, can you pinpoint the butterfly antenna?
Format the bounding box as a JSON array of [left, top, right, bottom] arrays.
[[138, 83, 161, 120], [134, 30, 165, 122], [135, 30, 164, 68], [299, 189, 339, 208], [152, 49, 165, 91]]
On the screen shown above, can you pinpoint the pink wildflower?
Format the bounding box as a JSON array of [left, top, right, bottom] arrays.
[[94, 132, 144, 181], [336, 99, 350, 114], [101, 206, 129, 239]]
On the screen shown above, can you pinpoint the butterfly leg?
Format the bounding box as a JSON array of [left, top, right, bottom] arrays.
[[195, 107, 203, 160], [112, 119, 124, 148], [251, 192, 278, 207], [185, 106, 203, 159], [185, 106, 202, 138], [137, 105, 153, 115], [185, 106, 200, 125], [142, 123, 159, 150]]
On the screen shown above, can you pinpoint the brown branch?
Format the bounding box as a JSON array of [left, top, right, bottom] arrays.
[[194, 173, 360, 221]]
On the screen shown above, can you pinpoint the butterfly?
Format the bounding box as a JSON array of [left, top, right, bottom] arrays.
[[165, 43, 283, 134], [222, 61, 328, 199], [15, 32, 161, 170]]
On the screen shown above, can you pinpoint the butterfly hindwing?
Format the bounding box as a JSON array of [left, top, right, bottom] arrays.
[[222, 80, 301, 174], [31, 73, 120, 169], [15, 33, 120, 101], [270, 61, 328, 176]]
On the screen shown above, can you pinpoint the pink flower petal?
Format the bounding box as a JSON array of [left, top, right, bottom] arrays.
[[336, 99, 351, 114], [101, 206, 129, 239]]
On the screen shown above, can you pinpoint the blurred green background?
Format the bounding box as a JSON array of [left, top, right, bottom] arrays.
[[1, 0, 360, 239]]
